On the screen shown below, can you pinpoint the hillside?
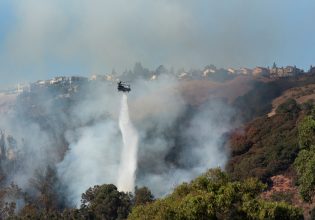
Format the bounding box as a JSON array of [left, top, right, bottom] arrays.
[[2, 74, 315, 219], [226, 97, 315, 219], [227, 98, 302, 182], [233, 74, 315, 122], [268, 84, 315, 117]]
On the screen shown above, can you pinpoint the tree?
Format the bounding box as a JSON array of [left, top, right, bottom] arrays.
[[294, 112, 315, 201], [81, 184, 132, 220], [0, 183, 24, 219], [29, 165, 65, 212], [294, 146, 315, 201], [298, 115, 315, 149], [134, 186, 154, 206], [272, 62, 277, 69]]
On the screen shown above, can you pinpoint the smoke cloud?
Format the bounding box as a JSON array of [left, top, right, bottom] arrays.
[[0, 74, 236, 206]]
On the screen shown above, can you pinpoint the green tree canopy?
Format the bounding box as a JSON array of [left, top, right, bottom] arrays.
[[129, 169, 303, 220], [294, 110, 315, 202], [81, 184, 132, 220], [294, 146, 315, 201], [134, 186, 154, 206], [298, 115, 315, 149]]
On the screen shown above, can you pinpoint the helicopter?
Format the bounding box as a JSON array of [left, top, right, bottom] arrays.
[[117, 81, 131, 92]]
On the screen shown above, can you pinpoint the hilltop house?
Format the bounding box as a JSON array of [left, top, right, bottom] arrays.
[[270, 65, 302, 78], [253, 67, 269, 77], [90, 74, 115, 81], [237, 68, 252, 75], [203, 65, 217, 77], [30, 76, 88, 92]]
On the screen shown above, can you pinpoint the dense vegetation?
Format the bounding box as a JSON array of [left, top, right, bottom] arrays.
[[294, 113, 315, 202], [228, 96, 315, 218], [129, 169, 302, 220], [233, 74, 315, 122], [0, 168, 303, 219], [227, 99, 302, 182], [0, 182, 154, 219]]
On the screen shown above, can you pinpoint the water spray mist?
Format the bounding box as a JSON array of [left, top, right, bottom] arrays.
[[117, 94, 139, 192]]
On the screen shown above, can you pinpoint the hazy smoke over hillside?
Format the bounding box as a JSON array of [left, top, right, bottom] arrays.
[[2, 0, 314, 87], [0, 74, 236, 206]]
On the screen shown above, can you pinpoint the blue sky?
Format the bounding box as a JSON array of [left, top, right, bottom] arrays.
[[0, 0, 315, 87]]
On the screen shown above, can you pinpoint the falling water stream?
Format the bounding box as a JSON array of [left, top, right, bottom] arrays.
[[117, 94, 139, 192]]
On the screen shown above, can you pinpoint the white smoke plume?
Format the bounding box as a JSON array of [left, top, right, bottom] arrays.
[[0, 73, 237, 206], [117, 94, 139, 192], [57, 121, 121, 205]]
